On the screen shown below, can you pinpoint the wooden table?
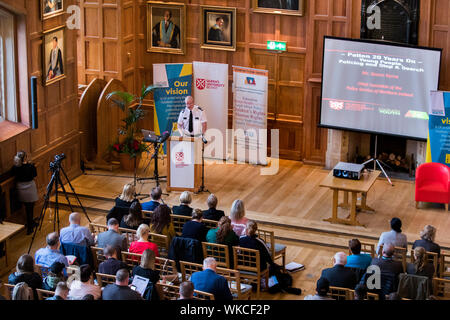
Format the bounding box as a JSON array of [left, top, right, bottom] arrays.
[[0, 221, 25, 270], [320, 170, 381, 227]]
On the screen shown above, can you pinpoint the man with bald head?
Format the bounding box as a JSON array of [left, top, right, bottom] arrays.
[[369, 243, 404, 276], [59, 212, 95, 246], [177, 96, 207, 137], [320, 252, 358, 289], [35, 232, 68, 267]]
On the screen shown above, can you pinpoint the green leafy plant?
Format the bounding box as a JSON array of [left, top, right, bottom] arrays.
[[106, 84, 157, 158]]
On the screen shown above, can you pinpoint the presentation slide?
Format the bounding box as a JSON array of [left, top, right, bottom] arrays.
[[320, 37, 442, 140]]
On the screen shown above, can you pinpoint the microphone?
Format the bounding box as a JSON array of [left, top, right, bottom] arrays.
[[201, 135, 208, 144], [158, 131, 170, 143]]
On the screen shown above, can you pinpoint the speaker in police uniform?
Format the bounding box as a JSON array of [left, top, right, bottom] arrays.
[[177, 96, 207, 137]]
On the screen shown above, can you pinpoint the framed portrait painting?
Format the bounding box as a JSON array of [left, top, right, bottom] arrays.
[[147, 1, 185, 55], [201, 6, 236, 51], [42, 0, 64, 19], [253, 0, 305, 16], [43, 26, 66, 86]]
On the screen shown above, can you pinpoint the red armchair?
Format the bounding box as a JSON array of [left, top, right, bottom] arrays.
[[415, 162, 450, 210]]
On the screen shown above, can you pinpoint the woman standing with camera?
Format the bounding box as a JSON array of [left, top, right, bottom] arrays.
[[12, 151, 39, 235]]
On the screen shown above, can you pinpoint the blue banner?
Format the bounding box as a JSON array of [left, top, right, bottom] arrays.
[[153, 63, 192, 152], [428, 91, 450, 167]]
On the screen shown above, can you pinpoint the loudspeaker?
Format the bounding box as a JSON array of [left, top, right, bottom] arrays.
[[360, 0, 420, 45], [30, 76, 38, 129]]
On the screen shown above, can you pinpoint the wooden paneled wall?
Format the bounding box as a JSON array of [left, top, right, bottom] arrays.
[[0, 0, 81, 221], [76, 0, 450, 165]]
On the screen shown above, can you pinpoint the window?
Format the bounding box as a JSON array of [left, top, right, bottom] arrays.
[[0, 7, 17, 123]]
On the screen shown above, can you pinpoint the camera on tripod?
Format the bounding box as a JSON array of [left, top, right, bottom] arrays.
[[49, 153, 66, 170]]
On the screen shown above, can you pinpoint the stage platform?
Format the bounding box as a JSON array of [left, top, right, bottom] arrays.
[[58, 158, 450, 250]]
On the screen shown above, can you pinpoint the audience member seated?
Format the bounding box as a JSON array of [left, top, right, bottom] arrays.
[[181, 209, 208, 242], [320, 252, 357, 289], [68, 264, 101, 300], [142, 186, 162, 211], [376, 217, 407, 255], [190, 257, 233, 301], [59, 212, 95, 246], [230, 200, 248, 237], [370, 243, 404, 277], [107, 184, 140, 222], [149, 204, 176, 245], [129, 224, 159, 257], [179, 281, 194, 300], [303, 277, 334, 300], [346, 239, 372, 270], [97, 218, 128, 253], [99, 245, 128, 276], [102, 269, 143, 300], [34, 232, 68, 267], [43, 262, 66, 291], [131, 249, 160, 285], [239, 220, 274, 272], [11, 282, 33, 300], [8, 254, 42, 299], [354, 283, 368, 300], [406, 247, 435, 279], [202, 194, 225, 221], [206, 216, 239, 247], [172, 191, 194, 216], [120, 201, 144, 230], [46, 282, 69, 300], [412, 225, 441, 256]]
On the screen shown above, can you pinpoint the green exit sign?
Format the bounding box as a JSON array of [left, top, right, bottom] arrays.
[[267, 40, 287, 52]]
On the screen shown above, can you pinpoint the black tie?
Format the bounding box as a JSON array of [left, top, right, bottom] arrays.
[[188, 110, 193, 133]]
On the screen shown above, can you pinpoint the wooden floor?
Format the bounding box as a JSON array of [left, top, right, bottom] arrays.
[[2, 157, 450, 300]]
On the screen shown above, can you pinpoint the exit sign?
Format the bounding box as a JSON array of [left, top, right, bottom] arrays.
[[267, 40, 287, 52]]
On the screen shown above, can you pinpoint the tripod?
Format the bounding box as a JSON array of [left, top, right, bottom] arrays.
[[362, 135, 394, 186], [137, 141, 168, 192], [196, 137, 211, 194], [28, 159, 91, 254]]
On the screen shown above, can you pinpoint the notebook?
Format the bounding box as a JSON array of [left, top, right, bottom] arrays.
[[285, 262, 305, 272]]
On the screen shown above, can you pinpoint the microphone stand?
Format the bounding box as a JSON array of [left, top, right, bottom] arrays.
[[196, 135, 211, 194]]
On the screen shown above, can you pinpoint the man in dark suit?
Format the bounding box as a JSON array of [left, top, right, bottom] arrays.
[[202, 194, 225, 221], [102, 269, 143, 300], [369, 243, 404, 276], [142, 186, 162, 212], [98, 245, 128, 275], [97, 218, 128, 252], [320, 252, 357, 289], [190, 257, 232, 301], [208, 17, 225, 42], [47, 36, 63, 81]]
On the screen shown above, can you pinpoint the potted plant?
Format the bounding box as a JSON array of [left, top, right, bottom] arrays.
[[106, 84, 156, 171]]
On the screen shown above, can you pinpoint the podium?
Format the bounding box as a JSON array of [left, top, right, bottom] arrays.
[[166, 136, 202, 192]]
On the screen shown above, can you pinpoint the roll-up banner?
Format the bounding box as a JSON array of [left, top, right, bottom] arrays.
[[426, 91, 450, 167], [153, 63, 193, 153], [232, 66, 268, 165], [193, 61, 229, 160]]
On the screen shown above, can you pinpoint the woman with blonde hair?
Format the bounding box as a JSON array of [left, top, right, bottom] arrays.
[[406, 246, 435, 279], [131, 249, 160, 284], [229, 199, 248, 237], [107, 183, 140, 223], [413, 225, 441, 255], [172, 191, 193, 216], [129, 224, 159, 257], [12, 151, 39, 234]]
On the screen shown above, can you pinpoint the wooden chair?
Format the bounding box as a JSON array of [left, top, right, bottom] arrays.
[[118, 227, 138, 247], [349, 289, 380, 300], [440, 251, 450, 279], [1, 283, 15, 300], [257, 229, 286, 267], [121, 251, 178, 276], [432, 277, 450, 300], [378, 244, 407, 272], [142, 210, 153, 221], [180, 260, 203, 282], [202, 242, 231, 268], [89, 223, 108, 237], [233, 246, 269, 299], [91, 246, 107, 271], [157, 282, 214, 300], [410, 249, 439, 277], [96, 273, 117, 287], [329, 286, 352, 300], [36, 288, 55, 300], [171, 214, 191, 235], [348, 242, 376, 258], [149, 232, 169, 258], [203, 218, 219, 230]]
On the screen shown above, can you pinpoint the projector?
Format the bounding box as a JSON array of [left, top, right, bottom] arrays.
[[333, 162, 364, 180]]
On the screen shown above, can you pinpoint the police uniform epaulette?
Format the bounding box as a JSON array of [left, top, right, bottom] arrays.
[[198, 107, 203, 111]]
